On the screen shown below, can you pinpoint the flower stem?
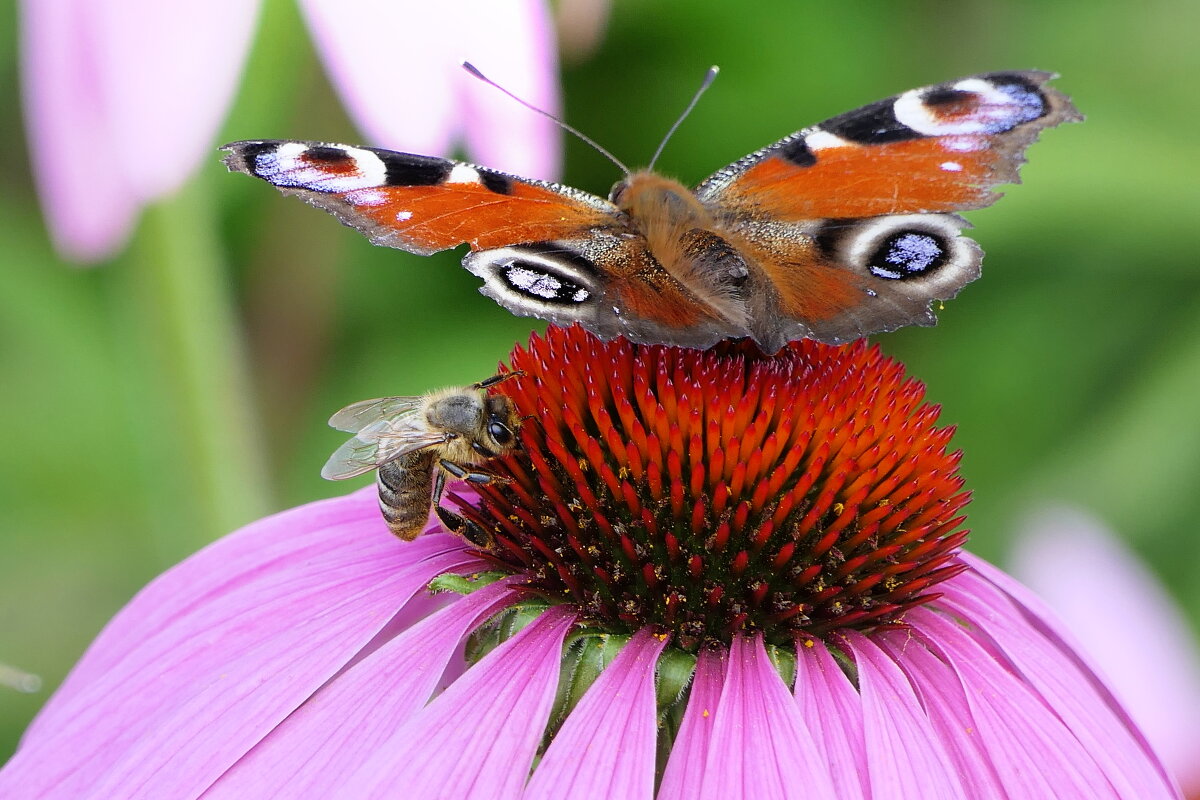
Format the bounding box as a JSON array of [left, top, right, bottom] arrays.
[[129, 176, 272, 554]]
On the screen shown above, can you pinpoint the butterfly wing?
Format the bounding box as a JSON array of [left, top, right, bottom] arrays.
[[696, 71, 1081, 349], [222, 141, 737, 348]]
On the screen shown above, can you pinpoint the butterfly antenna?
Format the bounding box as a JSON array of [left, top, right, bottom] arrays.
[[462, 62, 631, 176], [647, 66, 719, 171]]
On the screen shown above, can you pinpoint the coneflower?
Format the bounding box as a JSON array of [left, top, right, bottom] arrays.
[[0, 326, 1177, 799]]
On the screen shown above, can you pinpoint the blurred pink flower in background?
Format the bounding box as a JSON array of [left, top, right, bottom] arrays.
[[1012, 507, 1200, 798], [20, 0, 561, 262]]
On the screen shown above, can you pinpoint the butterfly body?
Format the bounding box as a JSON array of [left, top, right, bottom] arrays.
[[223, 71, 1079, 352], [610, 171, 753, 326]]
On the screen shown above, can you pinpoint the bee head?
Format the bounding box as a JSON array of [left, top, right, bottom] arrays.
[[482, 396, 521, 453]]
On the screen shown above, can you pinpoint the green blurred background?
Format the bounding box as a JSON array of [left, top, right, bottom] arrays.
[[1, 0, 1197, 759]]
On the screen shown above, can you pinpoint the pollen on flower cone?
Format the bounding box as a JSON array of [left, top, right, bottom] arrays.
[[457, 326, 970, 649]]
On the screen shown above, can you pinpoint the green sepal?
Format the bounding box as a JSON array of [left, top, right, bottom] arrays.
[[654, 646, 697, 711], [766, 643, 797, 690], [464, 599, 554, 665], [428, 570, 510, 596], [548, 630, 629, 736]]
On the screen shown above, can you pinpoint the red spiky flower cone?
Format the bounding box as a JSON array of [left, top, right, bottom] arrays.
[[461, 326, 970, 647]]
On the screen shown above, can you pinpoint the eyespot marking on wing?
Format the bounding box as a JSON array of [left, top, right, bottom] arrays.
[[504, 264, 591, 303], [464, 243, 600, 309], [892, 73, 1048, 137], [817, 214, 978, 290], [865, 231, 948, 280], [248, 142, 389, 192]]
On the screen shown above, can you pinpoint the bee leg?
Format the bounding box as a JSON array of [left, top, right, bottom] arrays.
[[471, 370, 524, 391], [439, 459, 508, 486], [431, 467, 492, 547], [435, 506, 492, 548]]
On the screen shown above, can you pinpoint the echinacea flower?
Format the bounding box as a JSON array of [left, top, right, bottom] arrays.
[[20, 0, 560, 262], [0, 326, 1179, 798], [1012, 507, 1200, 798]]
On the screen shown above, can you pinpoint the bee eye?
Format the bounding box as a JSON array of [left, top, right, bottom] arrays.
[[488, 421, 514, 445]]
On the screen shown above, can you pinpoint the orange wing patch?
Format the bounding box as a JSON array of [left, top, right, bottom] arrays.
[[354, 181, 616, 252], [725, 137, 995, 219]]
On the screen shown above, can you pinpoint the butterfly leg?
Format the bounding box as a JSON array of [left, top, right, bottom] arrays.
[[432, 461, 502, 547]]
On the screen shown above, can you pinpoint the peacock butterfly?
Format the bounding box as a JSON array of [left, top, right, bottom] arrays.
[[222, 70, 1079, 352]]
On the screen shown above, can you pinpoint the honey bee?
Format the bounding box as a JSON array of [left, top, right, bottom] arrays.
[[321, 372, 523, 545]]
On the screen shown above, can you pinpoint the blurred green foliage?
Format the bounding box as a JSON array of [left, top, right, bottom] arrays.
[[1, 0, 1197, 759]]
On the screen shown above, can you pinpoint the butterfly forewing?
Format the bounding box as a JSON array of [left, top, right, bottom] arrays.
[[221, 141, 621, 255], [695, 71, 1081, 220]]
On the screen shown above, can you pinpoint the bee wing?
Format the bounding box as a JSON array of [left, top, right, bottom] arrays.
[[321, 425, 450, 480], [321, 397, 446, 480], [327, 396, 423, 433]]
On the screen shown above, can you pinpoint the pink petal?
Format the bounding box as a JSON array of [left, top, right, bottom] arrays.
[[206, 578, 521, 797], [898, 610, 1122, 799], [342, 605, 577, 799], [870, 628, 1005, 796], [29, 488, 386, 733], [793, 639, 868, 800], [2, 489, 482, 798], [940, 561, 1178, 798], [299, 0, 461, 155], [841, 630, 966, 800], [91, 0, 260, 199], [700, 636, 838, 800], [657, 648, 724, 800], [1011, 507, 1200, 793], [524, 628, 668, 800], [459, 0, 562, 180], [20, 0, 139, 261]]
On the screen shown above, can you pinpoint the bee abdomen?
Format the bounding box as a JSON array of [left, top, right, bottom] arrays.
[[376, 451, 436, 540]]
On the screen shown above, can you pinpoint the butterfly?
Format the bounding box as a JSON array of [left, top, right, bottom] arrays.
[[222, 70, 1079, 353]]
